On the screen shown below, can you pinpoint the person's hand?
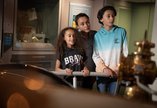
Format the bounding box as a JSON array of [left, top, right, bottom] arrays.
[[82, 67, 89, 77], [103, 67, 117, 78], [95, 59, 107, 72], [65, 68, 73, 75]]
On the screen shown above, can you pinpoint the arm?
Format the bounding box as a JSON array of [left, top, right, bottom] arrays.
[[92, 51, 116, 77], [92, 45, 107, 72], [92, 32, 108, 72], [55, 59, 73, 75], [55, 59, 64, 72], [122, 31, 128, 58]]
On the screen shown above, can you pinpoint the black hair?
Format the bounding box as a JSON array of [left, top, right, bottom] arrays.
[[56, 27, 83, 57], [75, 13, 89, 26], [97, 5, 117, 25]]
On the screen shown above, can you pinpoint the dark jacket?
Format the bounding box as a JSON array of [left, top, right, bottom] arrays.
[[78, 30, 96, 72]]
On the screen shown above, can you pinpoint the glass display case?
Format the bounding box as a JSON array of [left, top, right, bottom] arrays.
[[13, 0, 59, 51], [11, 0, 60, 70]]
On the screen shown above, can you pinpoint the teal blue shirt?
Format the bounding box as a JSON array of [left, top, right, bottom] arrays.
[[92, 25, 128, 74]]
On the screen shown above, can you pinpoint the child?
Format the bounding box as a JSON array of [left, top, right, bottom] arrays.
[[75, 13, 96, 89], [55, 27, 89, 87], [92, 6, 128, 95]]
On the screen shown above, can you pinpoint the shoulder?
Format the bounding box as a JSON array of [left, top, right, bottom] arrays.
[[89, 30, 97, 37], [113, 26, 127, 40], [95, 27, 104, 37], [90, 30, 97, 33], [114, 25, 126, 32]]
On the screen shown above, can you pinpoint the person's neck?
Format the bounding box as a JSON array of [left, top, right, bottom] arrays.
[[67, 45, 72, 48], [82, 31, 89, 36], [103, 25, 113, 31]]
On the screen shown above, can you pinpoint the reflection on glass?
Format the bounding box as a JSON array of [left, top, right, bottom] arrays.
[[15, 0, 59, 50]]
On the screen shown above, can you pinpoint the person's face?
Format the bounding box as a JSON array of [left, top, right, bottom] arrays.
[[77, 16, 90, 33], [100, 10, 115, 28], [64, 29, 76, 48]]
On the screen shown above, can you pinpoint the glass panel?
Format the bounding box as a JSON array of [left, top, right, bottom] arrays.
[[14, 0, 59, 50]]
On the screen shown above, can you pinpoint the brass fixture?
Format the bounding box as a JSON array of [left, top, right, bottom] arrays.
[[119, 31, 157, 102]]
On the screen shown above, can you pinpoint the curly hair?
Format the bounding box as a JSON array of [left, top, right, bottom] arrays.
[[56, 27, 83, 57]]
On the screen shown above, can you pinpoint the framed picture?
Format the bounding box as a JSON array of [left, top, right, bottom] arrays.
[[69, 3, 91, 28]]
